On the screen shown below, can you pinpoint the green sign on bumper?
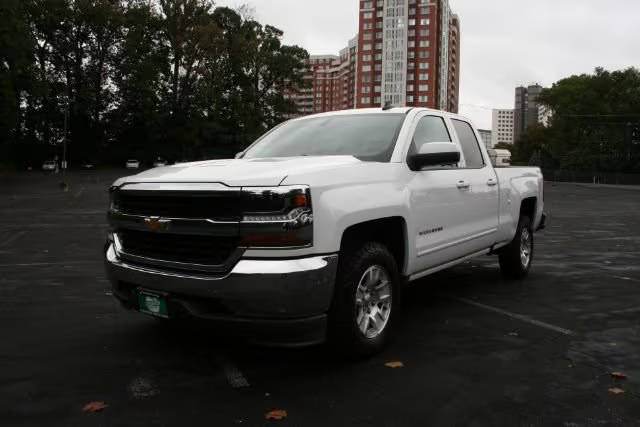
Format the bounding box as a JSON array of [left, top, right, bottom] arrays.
[[137, 289, 169, 318]]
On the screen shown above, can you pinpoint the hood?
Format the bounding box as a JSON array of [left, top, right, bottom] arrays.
[[113, 156, 362, 187]]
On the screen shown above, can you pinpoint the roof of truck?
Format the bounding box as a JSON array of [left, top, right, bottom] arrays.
[[292, 107, 476, 128]]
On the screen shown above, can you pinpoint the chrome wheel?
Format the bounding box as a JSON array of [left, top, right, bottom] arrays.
[[355, 265, 392, 339], [520, 228, 532, 268]]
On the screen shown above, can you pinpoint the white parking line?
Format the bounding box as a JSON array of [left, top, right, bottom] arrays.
[[0, 231, 27, 249], [446, 295, 575, 336], [74, 186, 85, 199]]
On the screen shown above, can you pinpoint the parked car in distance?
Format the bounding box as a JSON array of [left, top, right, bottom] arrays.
[[106, 107, 546, 357], [153, 158, 168, 168], [81, 161, 95, 170], [488, 149, 512, 167], [42, 160, 57, 172], [125, 159, 140, 170]]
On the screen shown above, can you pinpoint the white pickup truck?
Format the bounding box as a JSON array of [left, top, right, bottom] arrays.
[[106, 107, 546, 356]]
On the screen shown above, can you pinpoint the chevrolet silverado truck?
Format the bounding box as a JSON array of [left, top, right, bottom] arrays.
[[106, 107, 546, 355]]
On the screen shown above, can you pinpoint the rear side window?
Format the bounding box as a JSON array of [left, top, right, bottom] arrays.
[[451, 119, 485, 168]]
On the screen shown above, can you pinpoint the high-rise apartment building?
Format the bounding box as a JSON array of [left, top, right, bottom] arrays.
[[289, 0, 461, 117], [514, 84, 544, 141], [356, 0, 460, 111], [284, 37, 359, 117], [492, 109, 515, 146]]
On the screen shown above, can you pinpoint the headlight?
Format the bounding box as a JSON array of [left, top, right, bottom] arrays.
[[240, 185, 313, 248]]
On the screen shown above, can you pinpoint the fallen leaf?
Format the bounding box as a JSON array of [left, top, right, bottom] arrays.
[[610, 372, 627, 380], [265, 409, 287, 420], [83, 401, 108, 412], [385, 361, 404, 368], [608, 387, 625, 395]]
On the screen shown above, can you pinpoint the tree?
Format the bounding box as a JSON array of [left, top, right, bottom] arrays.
[[1, 0, 310, 167], [0, 0, 35, 166], [536, 67, 640, 172]]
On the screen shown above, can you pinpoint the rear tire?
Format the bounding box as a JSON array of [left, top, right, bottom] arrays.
[[329, 242, 400, 358], [499, 216, 533, 279]]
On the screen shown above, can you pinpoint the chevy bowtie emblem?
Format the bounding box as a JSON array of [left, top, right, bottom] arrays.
[[143, 217, 171, 232]]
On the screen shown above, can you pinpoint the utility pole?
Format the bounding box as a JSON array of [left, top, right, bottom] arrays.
[[61, 98, 69, 191], [626, 122, 632, 162]]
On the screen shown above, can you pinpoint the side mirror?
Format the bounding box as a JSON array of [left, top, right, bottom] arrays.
[[234, 152, 244, 159], [408, 142, 460, 171]]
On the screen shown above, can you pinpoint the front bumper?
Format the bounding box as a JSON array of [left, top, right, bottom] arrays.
[[105, 244, 339, 346]]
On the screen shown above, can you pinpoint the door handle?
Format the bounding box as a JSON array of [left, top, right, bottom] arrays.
[[456, 180, 470, 190], [487, 178, 498, 187]]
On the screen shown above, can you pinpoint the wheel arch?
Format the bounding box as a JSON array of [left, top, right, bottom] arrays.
[[339, 217, 409, 276]]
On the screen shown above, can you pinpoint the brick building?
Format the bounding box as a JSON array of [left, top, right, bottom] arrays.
[[288, 0, 461, 117]]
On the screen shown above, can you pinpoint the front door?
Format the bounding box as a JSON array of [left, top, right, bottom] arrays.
[[406, 114, 475, 272]]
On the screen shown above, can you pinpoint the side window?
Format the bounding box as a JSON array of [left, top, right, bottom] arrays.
[[411, 115, 451, 154], [451, 119, 485, 168]]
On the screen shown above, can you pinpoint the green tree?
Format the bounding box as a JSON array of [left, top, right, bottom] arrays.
[[537, 67, 640, 172], [0, 0, 35, 166]]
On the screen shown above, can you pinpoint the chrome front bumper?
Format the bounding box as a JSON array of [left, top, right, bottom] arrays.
[[105, 243, 338, 323]]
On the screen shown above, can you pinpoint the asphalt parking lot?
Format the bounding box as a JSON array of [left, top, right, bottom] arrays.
[[1, 171, 639, 426]]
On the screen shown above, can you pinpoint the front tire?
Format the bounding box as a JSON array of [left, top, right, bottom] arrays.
[[499, 216, 534, 279], [329, 242, 400, 357]]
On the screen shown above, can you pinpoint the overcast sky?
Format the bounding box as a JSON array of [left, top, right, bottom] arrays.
[[218, 0, 640, 129]]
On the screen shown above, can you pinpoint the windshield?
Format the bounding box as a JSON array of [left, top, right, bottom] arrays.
[[243, 114, 406, 162]]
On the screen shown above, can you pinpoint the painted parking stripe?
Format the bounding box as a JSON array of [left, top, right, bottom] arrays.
[[0, 231, 28, 249], [445, 295, 575, 336]]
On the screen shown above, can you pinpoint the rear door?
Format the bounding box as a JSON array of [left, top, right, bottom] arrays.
[[448, 119, 500, 254]]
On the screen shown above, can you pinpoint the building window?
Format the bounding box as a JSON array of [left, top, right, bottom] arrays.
[[420, 18, 429, 25], [407, 95, 414, 103], [361, 97, 371, 104], [419, 73, 429, 80], [419, 95, 428, 102], [419, 40, 429, 47], [362, 54, 372, 62], [363, 12, 373, 19], [419, 62, 429, 69], [362, 87, 371, 94], [362, 44, 372, 51], [363, 1, 373, 8], [362, 65, 371, 72]]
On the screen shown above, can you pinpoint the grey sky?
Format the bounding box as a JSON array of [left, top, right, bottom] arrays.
[[218, 0, 640, 129]]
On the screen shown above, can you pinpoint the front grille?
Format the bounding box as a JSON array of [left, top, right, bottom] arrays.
[[118, 230, 238, 266], [115, 191, 242, 220]]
